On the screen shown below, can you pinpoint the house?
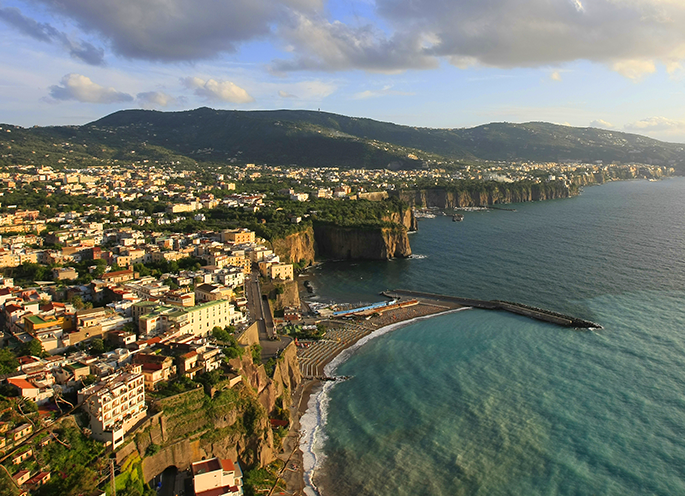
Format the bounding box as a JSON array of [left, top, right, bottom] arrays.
[[269, 263, 294, 282], [52, 267, 78, 280], [133, 354, 176, 390], [8, 423, 32, 442], [12, 470, 30, 486], [192, 457, 243, 496], [12, 448, 33, 465], [26, 471, 51, 487], [7, 377, 39, 403]]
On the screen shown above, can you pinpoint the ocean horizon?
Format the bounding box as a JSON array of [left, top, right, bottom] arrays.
[[300, 178, 685, 495]]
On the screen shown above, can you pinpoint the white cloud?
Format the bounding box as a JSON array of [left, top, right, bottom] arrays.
[[137, 91, 177, 108], [183, 77, 255, 104], [279, 90, 298, 98], [550, 71, 562, 81], [590, 119, 614, 128], [352, 85, 415, 99], [625, 116, 685, 132], [49, 73, 133, 103], [611, 59, 657, 80]]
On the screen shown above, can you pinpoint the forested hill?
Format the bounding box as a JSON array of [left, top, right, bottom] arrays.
[[2, 107, 685, 171]]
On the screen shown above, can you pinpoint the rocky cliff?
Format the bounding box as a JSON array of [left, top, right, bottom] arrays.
[[313, 225, 411, 259], [396, 181, 576, 208], [270, 227, 316, 265], [119, 342, 302, 482], [270, 207, 416, 262]]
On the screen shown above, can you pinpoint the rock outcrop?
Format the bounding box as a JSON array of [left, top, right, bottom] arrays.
[[270, 227, 316, 265]]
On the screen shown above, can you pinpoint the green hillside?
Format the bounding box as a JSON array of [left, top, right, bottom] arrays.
[[2, 108, 684, 170]]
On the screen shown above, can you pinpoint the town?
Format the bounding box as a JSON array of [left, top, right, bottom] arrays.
[[0, 157, 673, 496]]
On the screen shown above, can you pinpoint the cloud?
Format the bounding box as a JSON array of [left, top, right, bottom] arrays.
[[550, 71, 562, 81], [272, 13, 438, 73], [352, 85, 415, 99], [0, 7, 104, 65], [49, 73, 133, 103], [625, 116, 685, 132], [277, 0, 685, 76], [611, 59, 657, 80], [590, 119, 614, 129], [22, 0, 685, 79], [183, 77, 254, 103], [137, 91, 177, 108], [278, 90, 298, 98], [32, 0, 321, 62]]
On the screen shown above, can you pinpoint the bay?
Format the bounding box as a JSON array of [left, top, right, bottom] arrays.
[[304, 178, 685, 495]]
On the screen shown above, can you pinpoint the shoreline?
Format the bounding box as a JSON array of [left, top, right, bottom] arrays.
[[286, 300, 471, 496]]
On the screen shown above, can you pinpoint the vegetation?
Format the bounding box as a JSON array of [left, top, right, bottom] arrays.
[[5, 108, 684, 172]]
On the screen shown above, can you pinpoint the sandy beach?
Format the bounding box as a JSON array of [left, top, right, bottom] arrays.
[[281, 299, 466, 495]]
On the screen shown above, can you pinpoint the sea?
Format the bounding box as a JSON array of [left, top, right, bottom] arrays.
[[299, 177, 685, 496]]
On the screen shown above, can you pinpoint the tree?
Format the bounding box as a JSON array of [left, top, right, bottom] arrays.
[[70, 295, 85, 310], [89, 338, 105, 355], [19, 338, 45, 358], [0, 348, 19, 374], [212, 327, 231, 342]]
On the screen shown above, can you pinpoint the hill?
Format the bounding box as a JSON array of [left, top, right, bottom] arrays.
[[1, 108, 684, 171]]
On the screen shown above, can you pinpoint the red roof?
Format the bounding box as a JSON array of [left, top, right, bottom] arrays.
[[195, 485, 240, 496], [8, 378, 38, 391], [219, 459, 235, 472], [5, 304, 23, 314]]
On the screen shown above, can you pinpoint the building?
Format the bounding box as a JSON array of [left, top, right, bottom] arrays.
[[8, 423, 32, 443], [52, 267, 78, 280], [78, 366, 147, 450], [220, 229, 255, 245], [192, 457, 243, 496], [138, 300, 245, 338], [269, 263, 294, 282]]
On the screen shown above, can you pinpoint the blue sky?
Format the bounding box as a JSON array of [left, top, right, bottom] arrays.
[[2, 0, 685, 142]]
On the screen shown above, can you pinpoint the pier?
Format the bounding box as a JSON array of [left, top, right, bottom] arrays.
[[381, 290, 602, 329]]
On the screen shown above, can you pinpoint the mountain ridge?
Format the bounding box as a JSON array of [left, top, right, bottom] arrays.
[[2, 107, 684, 171]]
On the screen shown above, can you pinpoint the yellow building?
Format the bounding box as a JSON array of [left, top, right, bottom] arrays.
[[221, 229, 255, 244]]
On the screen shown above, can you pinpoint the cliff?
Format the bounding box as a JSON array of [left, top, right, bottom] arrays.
[[118, 342, 302, 482], [313, 225, 411, 259], [396, 181, 575, 208], [270, 227, 316, 265], [270, 207, 416, 262]]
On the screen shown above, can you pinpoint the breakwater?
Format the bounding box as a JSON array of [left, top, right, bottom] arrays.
[[382, 289, 602, 329]]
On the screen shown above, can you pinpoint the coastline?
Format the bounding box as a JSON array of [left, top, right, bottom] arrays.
[[287, 301, 472, 496]]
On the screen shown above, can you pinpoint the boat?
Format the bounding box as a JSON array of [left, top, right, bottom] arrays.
[[452, 214, 464, 222]]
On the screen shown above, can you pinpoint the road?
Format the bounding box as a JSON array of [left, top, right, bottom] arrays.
[[244, 271, 292, 360]]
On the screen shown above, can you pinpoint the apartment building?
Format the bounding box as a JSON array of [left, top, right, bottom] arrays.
[[78, 365, 147, 450]]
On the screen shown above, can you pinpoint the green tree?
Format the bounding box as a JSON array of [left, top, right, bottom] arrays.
[[0, 348, 19, 374], [19, 338, 45, 357]]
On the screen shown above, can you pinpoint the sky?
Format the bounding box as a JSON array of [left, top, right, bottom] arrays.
[[2, 0, 685, 142]]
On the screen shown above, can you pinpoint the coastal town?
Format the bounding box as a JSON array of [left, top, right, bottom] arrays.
[[0, 156, 674, 496]]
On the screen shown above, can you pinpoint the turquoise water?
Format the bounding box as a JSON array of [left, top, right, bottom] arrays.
[[304, 178, 685, 495]]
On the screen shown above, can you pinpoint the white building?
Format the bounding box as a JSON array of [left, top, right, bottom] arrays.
[[78, 365, 147, 450], [192, 457, 243, 496]]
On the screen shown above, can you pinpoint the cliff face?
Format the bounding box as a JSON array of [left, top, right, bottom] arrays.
[[270, 227, 316, 265], [313, 225, 411, 259], [397, 182, 574, 208], [270, 207, 416, 261], [122, 342, 302, 482]]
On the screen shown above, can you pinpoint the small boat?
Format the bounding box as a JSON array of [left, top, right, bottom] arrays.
[[452, 214, 464, 222]]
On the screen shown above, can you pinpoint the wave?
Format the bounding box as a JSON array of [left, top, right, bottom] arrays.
[[299, 306, 473, 496], [408, 254, 427, 260]]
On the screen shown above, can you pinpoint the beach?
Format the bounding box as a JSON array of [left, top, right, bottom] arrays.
[[282, 298, 467, 495]]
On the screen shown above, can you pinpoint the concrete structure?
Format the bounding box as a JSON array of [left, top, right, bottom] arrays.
[[78, 366, 147, 450], [192, 457, 243, 496]]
